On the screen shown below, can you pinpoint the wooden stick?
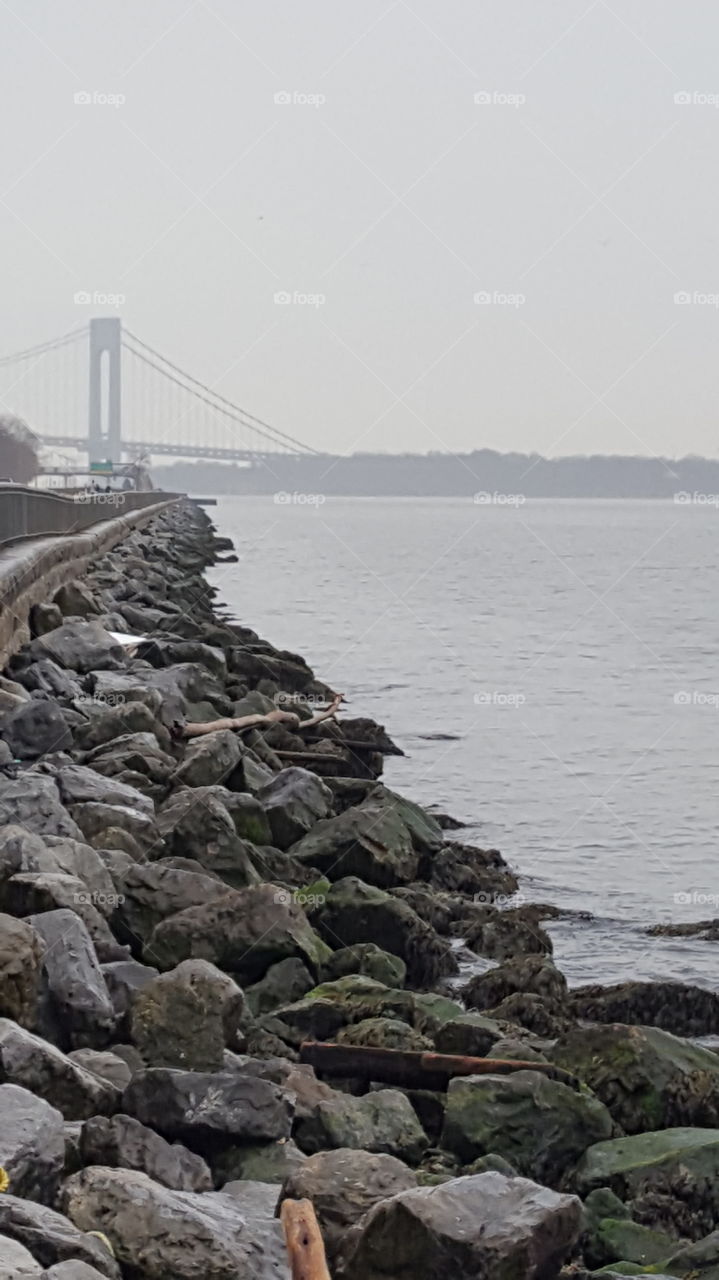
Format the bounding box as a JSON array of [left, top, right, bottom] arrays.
[[300, 1041, 578, 1091], [280, 1198, 332, 1280]]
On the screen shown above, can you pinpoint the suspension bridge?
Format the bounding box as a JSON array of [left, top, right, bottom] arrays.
[[0, 318, 321, 469]]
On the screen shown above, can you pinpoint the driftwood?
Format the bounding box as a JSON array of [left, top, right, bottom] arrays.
[[180, 694, 344, 739], [300, 1041, 579, 1091], [280, 1198, 331, 1280]]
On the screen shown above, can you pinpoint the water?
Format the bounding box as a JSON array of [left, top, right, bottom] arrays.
[[208, 495, 719, 990]]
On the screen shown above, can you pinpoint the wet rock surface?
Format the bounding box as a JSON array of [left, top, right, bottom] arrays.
[[0, 498, 714, 1278]]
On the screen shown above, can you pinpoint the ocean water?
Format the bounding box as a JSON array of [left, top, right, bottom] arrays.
[[208, 494, 719, 990]]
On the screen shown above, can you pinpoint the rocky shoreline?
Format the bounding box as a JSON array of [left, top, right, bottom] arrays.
[[0, 497, 718, 1278]]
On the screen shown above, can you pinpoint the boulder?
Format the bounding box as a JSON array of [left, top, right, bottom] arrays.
[[441, 1069, 613, 1187], [28, 910, 117, 1048], [28, 623, 124, 673], [112, 863, 229, 949], [463, 955, 568, 1012], [0, 913, 43, 1026], [258, 768, 332, 849], [570, 981, 719, 1037], [0, 1197, 119, 1277], [74, 703, 161, 753], [289, 796, 419, 887], [84, 732, 176, 789], [60, 1167, 288, 1280], [38, 837, 118, 915], [244, 958, 315, 1018], [53, 580, 100, 617], [155, 789, 258, 888], [316, 877, 457, 988], [464, 907, 553, 960], [338, 1171, 583, 1280], [56, 766, 154, 817], [172, 730, 242, 788], [212, 1139, 306, 1186], [0, 1083, 64, 1203], [68, 802, 157, 850], [130, 960, 244, 1070], [552, 1023, 719, 1134], [7, 876, 120, 962], [147, 882, 330, 983], [573, 1127, 719, 1240], [0, 775, 83, 840], [337, 1017, 432, 1051], [278, 1147, 417, 1264], [295, 1087, 427, 1164], [41, 1263, 109, 1278], [12, 660, 82, 701], [0, 701, 72, 759], [204, 788, 272, 845], [80, 1114, 212, 1192], [0, 1020, 119, 1119], [434, 1012, 504, 1057], [100, 960, 158, 1025], [122, 1067, 293, 1152], [429, 842, 519, 898], [0, 1237, 42, 1276], [67, 1049, 132, 1091], [320, 942, 406, 989]]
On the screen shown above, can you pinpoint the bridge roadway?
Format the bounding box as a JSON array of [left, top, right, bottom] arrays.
[[39, 436, 317, 463]]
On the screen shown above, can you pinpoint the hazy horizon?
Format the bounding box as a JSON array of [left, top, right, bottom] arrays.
[[2, 1, 719, 460]]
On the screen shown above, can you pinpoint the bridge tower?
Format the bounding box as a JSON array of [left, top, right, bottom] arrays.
[[88, 317, 122, 465]]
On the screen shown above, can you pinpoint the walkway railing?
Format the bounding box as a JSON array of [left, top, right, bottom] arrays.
[[0, 485, 180, 548]]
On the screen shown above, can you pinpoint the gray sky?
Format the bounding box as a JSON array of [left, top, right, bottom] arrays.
[[1, 0, 718, 458]]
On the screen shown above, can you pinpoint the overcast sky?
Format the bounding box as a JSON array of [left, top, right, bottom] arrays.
[[1, 1, 718, 459]]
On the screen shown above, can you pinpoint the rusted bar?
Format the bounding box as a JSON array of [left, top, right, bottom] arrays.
[[300, 1041, 578, 1090], [280, 1198, 332, 1280]]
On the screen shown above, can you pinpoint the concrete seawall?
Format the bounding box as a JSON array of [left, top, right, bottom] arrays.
[[0, 494, 179, 662]]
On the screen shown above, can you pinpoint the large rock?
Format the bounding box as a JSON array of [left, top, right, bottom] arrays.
[[338, 1171, 583, 1280], [552, 1022, 719, 1134], [463, 954, 568, 1012], [316, 877, 457, 988], [60, 1167, 288, 1280], [56, 765, 154, 816], [155, 789, 258, 888], [245, 958, 314, 1018], [569, 980, 719, 1037], [1, 700, 73, 759], [172, 730, 242, 788], [0, 1084, 64, 1203], [0, 1198, 119, 1277], [0, 775, 83, 840], [28, 910, 117, 1048], [0, 913, 43, 1026], [53, 580, 100, 617], [295, 1087, 427, 1164], [2, 873, 120, 960], [442, 1069, 613, 1187], [122, 1067, 293, 1152], [147, 882, 330, 983], [112, 862, 229, 949], [68, 801, 158, 850], [464, 907, 553, 960], [0, 1237, 42, 1276], [573, 1127, 719, 1240], [434, 1012, 504, 1057], [74, 703, 161, 753], [100, 959, 158, 1026], [0, 1020, 119, 1119], [289, 796, 419, 887], [28, 623, 124, 673], [130, 960, 244, 1070], [80, 1114, 212, 1192], [258, 768, 332, 849], [278, 1148, 417, 1264], [320, 942, 406, 989], [84, 732, 176, 790]]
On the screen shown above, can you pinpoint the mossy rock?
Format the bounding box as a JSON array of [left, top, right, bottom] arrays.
[[552, 1023, 719, 1133], [320, 942, 406, 989], [337, 1017, 432, 1051]]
